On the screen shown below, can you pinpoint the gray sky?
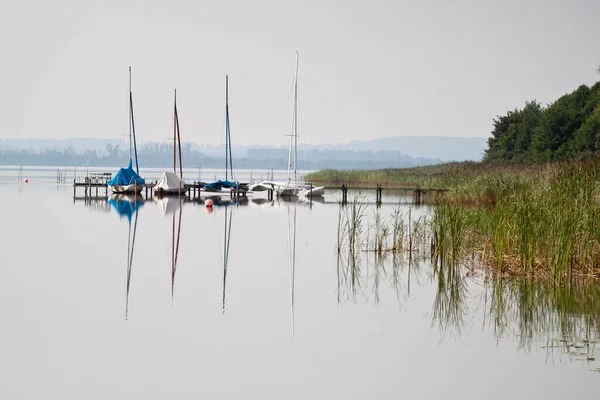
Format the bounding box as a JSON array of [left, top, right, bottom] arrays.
[[1, 0, 599, 146]]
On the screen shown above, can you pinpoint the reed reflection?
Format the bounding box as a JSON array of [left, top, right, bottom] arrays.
[[334, 200, 599, 362], [107, 194, 144, 319], [336, 199, 427, 306], [483, 275, 600, 360]]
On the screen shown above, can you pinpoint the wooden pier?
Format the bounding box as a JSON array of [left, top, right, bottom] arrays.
[[335, 184, 448, 205], [73, 178, 244, 201], [72, 174, 447, 205]]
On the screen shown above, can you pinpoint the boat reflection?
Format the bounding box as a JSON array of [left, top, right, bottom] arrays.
[[154, 195, 182, 216], [107, 194, 144, 319], [154, 195, 184, 298], [108, 194, 145, 221], [286, 201, 297, 336], [222, 203, 234, 313]]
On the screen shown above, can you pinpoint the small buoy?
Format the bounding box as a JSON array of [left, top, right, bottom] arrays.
[[205, 198, 214, 207], [24, 178, 29, 183]]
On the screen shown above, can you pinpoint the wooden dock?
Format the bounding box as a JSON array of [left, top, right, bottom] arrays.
[[73, 175, 447, 205], [327, 184, 449, 204], [73, 178, 244, 200]]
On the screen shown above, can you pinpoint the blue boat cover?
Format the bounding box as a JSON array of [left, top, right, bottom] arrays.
[[107, 160, 145, 186], [108, 198, 144, 222], [204, 180, 239, 191]]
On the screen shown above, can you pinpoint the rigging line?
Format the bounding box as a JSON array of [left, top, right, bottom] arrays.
[[162, 103, 176, 169], [265, 78, 296, 166], [225, 75, 234, 181], [297, 97, 309, 172]]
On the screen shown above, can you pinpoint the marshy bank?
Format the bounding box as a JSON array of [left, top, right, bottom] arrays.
[[328, 157, 600, 279]]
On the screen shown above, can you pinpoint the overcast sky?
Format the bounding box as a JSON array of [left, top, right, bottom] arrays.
[[1, 0, 599, 147]]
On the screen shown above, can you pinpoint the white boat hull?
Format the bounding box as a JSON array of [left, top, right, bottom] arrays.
[[303, 186, 325, 197], [276, 185, 301, 197], [249, 182, 274, 192], [110, 184, 143, 194]]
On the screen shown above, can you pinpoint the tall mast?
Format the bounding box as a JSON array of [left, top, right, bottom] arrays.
[[130, 67, 140, 173], [128, 67, 133, 162], [177, 103, 183, 181], [225, 75, 231, 181], [173, 89, 177, 175], [174, 89, 183, 181], [293, 51, 299, 185], [286, 52, 300, 185]]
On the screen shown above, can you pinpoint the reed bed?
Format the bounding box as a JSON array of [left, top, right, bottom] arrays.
[[331, 157, 600, 278], [335, 202, 600, 352]]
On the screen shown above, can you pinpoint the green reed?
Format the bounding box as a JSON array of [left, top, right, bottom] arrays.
[[328, 157, 600, 279]]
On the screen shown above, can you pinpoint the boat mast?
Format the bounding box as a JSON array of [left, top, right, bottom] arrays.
[[175, 90, 183, 181], [287, 52, 300, 185], [293, 51, 299, 186], [128, 67, 133, 163], [173, 89, 177, 175], [225, 75, 233, 181], [130, 67, 140, 174]]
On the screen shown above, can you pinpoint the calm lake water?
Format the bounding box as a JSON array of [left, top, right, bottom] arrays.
[[0, 167, 598, 399]]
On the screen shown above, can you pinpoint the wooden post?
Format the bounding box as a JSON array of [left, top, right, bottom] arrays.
[[73, 179, 76, 200], [341, 184, 347, 204], [413, 184, 421, 204]]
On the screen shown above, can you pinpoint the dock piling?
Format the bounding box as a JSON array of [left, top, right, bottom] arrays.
[[341, 184, 348, 204]]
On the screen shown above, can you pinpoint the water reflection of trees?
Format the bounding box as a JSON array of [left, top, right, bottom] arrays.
[[335, 200, 599, 359]]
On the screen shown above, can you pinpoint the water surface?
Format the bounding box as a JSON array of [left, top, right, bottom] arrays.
[[0, 172, 598, 399]]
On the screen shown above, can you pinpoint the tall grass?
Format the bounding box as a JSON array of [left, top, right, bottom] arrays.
[[327, 157, 600, 278]]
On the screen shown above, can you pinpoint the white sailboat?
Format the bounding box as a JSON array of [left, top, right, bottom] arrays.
[[154, 89, 187, 196], [275, 52, 302, 197]]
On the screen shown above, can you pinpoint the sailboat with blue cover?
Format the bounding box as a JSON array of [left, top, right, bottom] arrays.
[[204, 75, 243, 193], [108, 67, 145, 194]]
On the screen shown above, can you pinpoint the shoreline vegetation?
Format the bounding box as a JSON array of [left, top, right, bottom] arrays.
[[315, 77, 600, 280], [317, 151, 600, 280]]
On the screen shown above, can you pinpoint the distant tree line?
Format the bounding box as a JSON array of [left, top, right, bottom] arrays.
[[485, 81, 600, 162], [0, 142, 441, 170]]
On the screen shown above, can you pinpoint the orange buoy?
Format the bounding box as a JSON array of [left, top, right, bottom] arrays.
[[205, 198, 214, 207], [24, 178, 29, 183]]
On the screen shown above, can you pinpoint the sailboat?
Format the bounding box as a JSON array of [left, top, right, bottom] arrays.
[[274, 52, 302, 197], [108, 67, 145, 194], [154, 89, 187, 196], [204, 75, 244, 193]]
